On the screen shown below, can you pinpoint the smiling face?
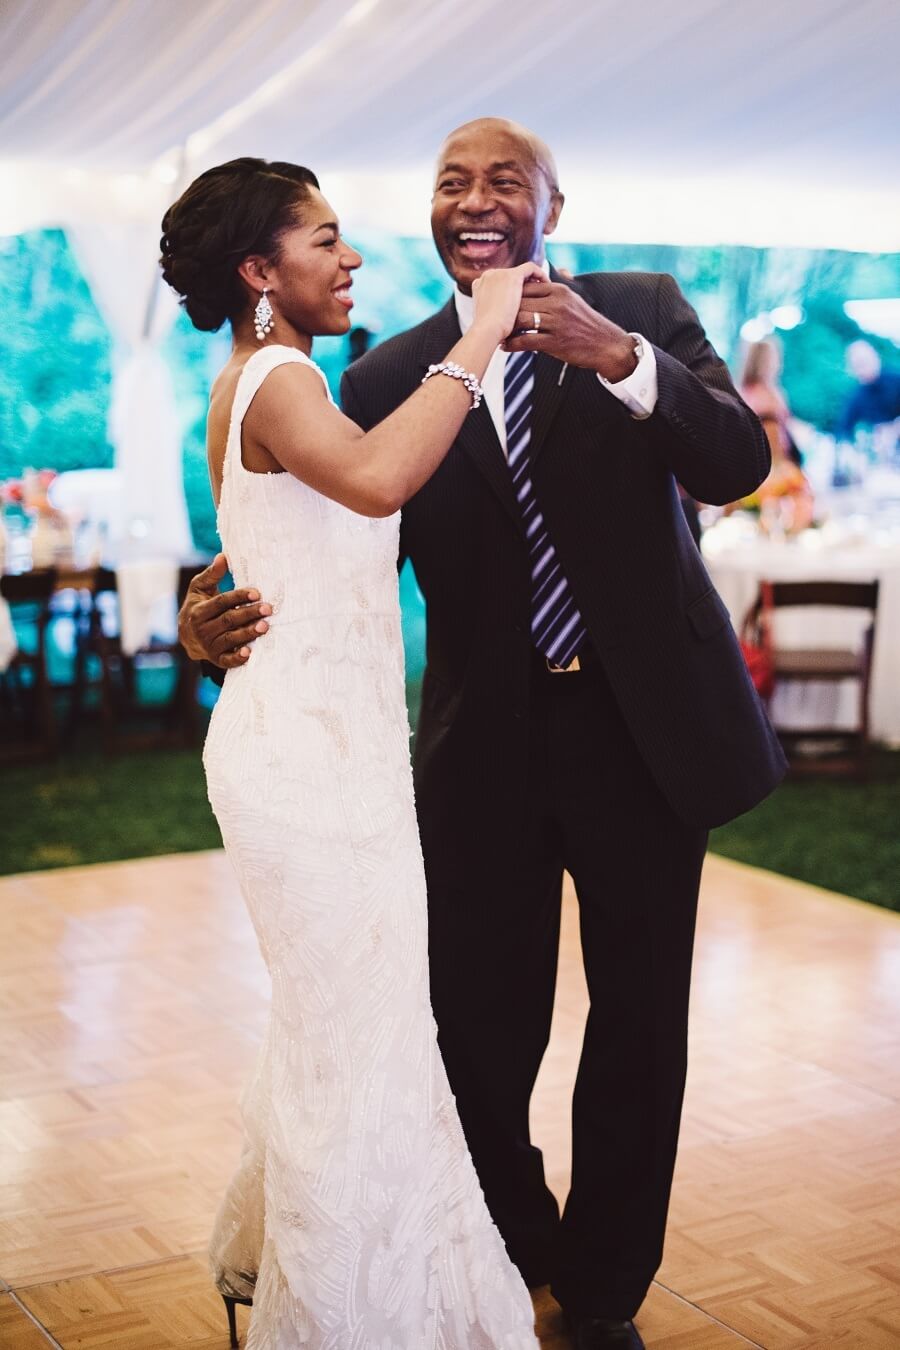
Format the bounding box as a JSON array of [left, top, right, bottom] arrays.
[[242, 187, 362, 338], [431, 119, 564, 295]]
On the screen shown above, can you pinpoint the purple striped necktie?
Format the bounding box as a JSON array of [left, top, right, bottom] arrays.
[[504, 350, 587, 669]]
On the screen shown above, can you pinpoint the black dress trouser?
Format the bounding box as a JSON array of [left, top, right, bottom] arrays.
[[424, 652, 708, 1321]]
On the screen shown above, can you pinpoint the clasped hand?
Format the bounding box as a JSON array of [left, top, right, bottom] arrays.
[[503, 279, 638, 382]]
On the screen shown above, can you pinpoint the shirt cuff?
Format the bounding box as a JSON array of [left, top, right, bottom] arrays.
[[597, 333, 658, 420]]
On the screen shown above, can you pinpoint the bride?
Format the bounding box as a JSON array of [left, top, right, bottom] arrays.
[[160, 158, 540, 1349]]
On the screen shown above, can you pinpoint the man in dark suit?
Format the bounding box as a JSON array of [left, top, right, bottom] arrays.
[[181, 119, 785, 1349]]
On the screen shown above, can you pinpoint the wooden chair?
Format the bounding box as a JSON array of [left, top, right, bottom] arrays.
[[89, 565, 202, 754], [0, 569, 58, 762], [745, 579, 879, 778]]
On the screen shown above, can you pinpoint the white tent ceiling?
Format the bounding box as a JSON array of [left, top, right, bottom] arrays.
[[2, 0, 899, 248]]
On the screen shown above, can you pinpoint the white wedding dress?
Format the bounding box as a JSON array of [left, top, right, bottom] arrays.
[[203, 346, 538, 1350]]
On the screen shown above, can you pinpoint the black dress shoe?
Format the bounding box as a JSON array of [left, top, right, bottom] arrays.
[[571, 1317, 645, 1349]]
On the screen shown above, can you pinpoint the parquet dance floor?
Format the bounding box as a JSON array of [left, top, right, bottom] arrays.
[[0, 849, 898, 1348]]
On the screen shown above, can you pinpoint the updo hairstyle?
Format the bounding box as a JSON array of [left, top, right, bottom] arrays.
[[160, 158, 320, 332]]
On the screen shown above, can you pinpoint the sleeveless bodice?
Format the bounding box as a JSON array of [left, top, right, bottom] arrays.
[[218, 345, 401, 633], [209, 346, 412, 845]]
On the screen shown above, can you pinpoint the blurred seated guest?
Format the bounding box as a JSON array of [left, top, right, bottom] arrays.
[[739, 338, 802, 465], [730, 342, 813, 531], [347, 325, 374, 364], [836, 339, 900, 439]]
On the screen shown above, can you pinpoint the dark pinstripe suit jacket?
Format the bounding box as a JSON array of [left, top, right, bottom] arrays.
[[340, 269, 786, 833]]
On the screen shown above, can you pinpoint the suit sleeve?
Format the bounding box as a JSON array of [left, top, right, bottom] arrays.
[[339, 363, 410, 571], [338, 363, 373, 429], [646, 274, 770, 505]]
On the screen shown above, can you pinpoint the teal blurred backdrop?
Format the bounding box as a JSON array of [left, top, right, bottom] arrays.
[[2, 228, 899, 678]]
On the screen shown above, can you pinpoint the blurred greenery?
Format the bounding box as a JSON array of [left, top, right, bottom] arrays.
[[1, 228, 898, 683], [779, 294, 877, 430], [0, 229, 113, 474], [3, 229, 899, 560]]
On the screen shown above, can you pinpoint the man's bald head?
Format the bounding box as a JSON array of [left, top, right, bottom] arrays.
[[436, 117, 560, 192]]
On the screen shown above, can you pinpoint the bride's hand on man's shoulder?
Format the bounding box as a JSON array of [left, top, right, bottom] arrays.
[[178, 553, 273, 668]]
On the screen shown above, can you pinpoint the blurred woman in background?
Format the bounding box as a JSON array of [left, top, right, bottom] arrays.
[[735, 339, 814, 532], [739, 338, 801, 465]]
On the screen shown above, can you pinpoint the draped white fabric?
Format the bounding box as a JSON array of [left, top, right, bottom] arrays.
[[67, 223, 192, 561], [107, 343, 192, 561], [1, 0, 899, 249], [116, 558, 179, 655], [0, 0, 356, 167]]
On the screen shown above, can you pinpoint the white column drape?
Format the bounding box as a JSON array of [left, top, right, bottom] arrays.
[[67, 223, 193, 563]]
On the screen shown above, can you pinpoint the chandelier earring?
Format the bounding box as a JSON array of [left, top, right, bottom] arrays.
[[254, 287, 274, 342]]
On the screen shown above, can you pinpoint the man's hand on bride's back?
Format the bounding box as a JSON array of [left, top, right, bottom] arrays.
[[178, 553, 272, 668], [471, 261, 545, 342]]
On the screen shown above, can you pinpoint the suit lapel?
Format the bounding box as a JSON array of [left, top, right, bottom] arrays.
[[419, 298, 523, 531], [457, 400, 524, 529], [529, 352, 567, 467]]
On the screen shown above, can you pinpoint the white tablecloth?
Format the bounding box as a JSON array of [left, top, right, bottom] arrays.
[[703, 528, 900, 745]]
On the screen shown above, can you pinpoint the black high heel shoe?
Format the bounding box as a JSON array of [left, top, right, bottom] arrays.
[[221, 1292, 253, 1348]]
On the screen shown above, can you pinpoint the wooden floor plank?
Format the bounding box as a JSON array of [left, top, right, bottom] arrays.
[[0, 1292, 55, 1348], [1, 849, 899, 1347], [528, 1284, 750, 1349], [18, 1257, 234, 1350]]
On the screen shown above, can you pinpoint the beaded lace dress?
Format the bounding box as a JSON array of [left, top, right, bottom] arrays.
[[203, 346, 538, 1349]]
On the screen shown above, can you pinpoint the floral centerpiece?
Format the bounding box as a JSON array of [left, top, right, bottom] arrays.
[[1, 476, 25, 516], [0, 477, 25, 570], [2, 469, 72, 568], [22, 468, 61, 517], [736, 459, 815, 536]]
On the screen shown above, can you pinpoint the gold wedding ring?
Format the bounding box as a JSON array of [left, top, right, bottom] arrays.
[[533, 312, 541, 331]]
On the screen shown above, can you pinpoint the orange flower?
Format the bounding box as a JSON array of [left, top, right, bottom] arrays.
[[1, 479, 24, 505]]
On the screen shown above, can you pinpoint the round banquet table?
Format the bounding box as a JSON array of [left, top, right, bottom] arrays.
[[702, 522, 900, 746]]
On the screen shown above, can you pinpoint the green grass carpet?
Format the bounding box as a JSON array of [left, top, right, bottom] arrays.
[[2, 715, 897, 913], [0, 743, 221, 872], [710, 749, 900, 912]]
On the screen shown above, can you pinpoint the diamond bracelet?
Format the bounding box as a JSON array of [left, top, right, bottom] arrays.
[[421, 361, 484, 410]]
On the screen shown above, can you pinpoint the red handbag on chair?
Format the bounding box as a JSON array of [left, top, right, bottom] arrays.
[[739, 581, 776, 701]]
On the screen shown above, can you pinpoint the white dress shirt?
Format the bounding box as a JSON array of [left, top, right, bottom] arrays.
[[453, 261, 658, 454]]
